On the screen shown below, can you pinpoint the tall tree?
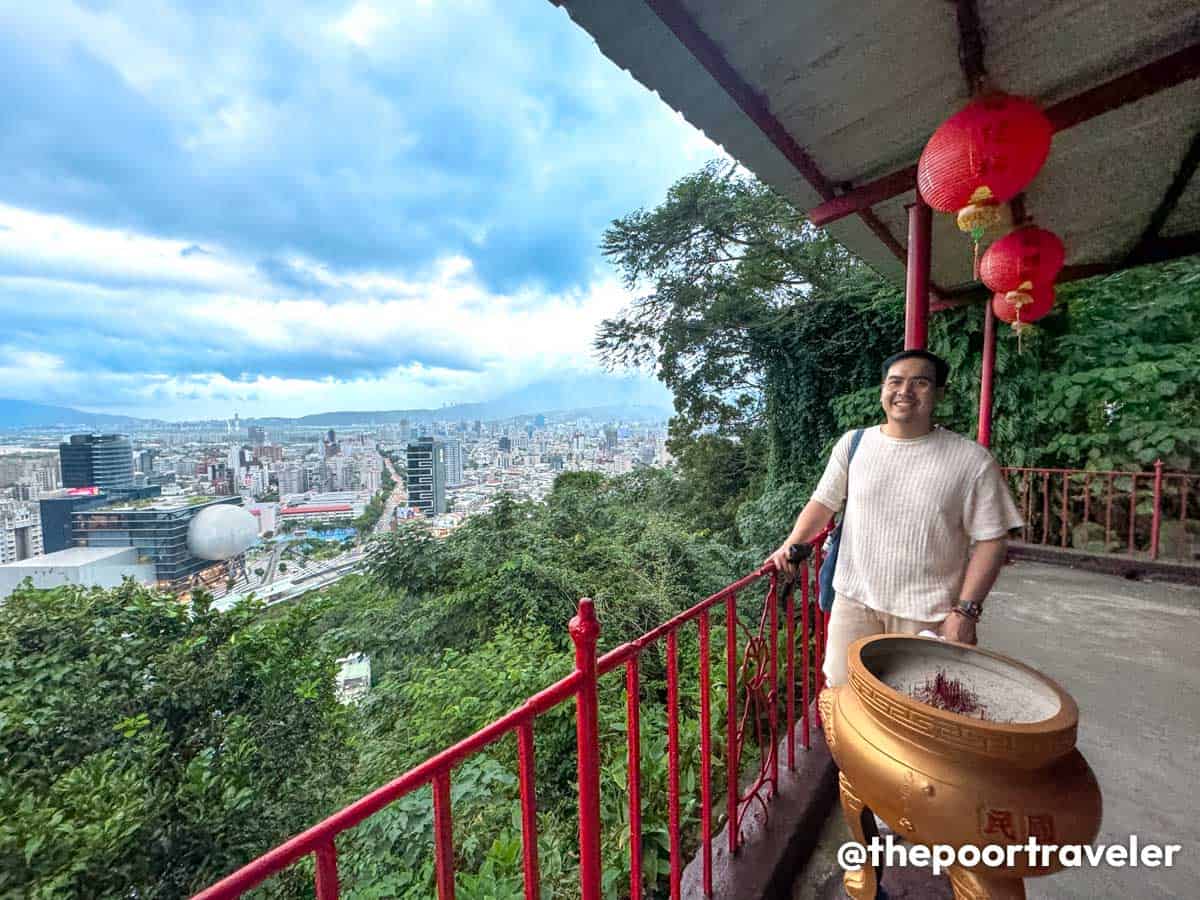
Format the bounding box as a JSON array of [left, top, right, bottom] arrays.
[[597, 160, 903, 489]]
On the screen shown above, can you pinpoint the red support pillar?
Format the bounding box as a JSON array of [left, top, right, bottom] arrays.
[[905, 197, 932, 350], [570, 599, 602, 900], [977, 299, 996, 448]]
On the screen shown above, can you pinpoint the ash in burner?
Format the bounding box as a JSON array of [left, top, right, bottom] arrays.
[[910, 669, 989, 719]]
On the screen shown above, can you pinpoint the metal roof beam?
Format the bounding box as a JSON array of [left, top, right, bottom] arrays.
[[953, 0, 988, 96], [809, 42, 1200, 227], [1127, 129, 1200, 260]]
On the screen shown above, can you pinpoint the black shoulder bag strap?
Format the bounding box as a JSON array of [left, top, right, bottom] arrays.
[[817, 428, 865, 613]]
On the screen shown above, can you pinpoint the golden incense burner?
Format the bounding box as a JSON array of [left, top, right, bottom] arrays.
[[819, 635, 1102, 900]]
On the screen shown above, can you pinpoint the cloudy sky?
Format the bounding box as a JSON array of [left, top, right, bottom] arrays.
[[0, 0, 717, 420]]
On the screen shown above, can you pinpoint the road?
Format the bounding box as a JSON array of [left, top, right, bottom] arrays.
[[213, 549, 366, 612], [261, 542, 284, 585], [373, 452, 408, 535]]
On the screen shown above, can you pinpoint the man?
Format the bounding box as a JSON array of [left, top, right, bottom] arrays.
[[766, 349, 1023, 688]]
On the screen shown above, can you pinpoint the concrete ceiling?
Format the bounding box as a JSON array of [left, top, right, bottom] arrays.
[[554, 0, 1200, 295]]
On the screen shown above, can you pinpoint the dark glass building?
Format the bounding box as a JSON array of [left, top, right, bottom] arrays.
[[406, 439, 446, 517], [38, 489, 109, 553], [59, 434, 135, 492], [71, 496, 241, 589]]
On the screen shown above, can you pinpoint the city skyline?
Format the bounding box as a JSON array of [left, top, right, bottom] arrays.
[[0, 1, 718, 421], [0, 369, 673, 429]]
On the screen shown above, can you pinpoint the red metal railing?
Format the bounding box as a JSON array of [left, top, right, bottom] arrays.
[[194, 538, 831, 900], [1003, 462, 1198, 563]]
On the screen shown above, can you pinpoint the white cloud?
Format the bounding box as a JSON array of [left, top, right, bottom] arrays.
[[330, 2, 391, 48], [0, 207, 640, 418], [0, 204, 259, 294], [0, 0, 715, 419]]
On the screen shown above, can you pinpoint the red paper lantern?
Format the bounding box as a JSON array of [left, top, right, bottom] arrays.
[[992, 282, 1055, 328], [918, 94, 1054, 235], [980, 226, 1065, 293]]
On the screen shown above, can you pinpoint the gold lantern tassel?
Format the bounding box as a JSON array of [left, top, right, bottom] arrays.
[[957, 187, 1004, 281], [1005, 283, 1034, 355]]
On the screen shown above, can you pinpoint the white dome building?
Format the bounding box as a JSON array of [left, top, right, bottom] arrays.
[[187, 504, 259, 561]]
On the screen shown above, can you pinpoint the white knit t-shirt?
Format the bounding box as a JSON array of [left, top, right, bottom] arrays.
[[811, 425, 1023, 622]]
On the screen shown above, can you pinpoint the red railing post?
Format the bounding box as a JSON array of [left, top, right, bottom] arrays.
[[1182, 477, 1192, 527], [1061, 473, 1070, 548], [1022, 471, 1031, 543], [725, 593, 739, 855], [569, 599, 602, 900], [800, 566, 810, 751], [768, 574, 780, 794], [314, 841, 338, 900], [1151, 460, 1164, 560], [1129, 475, 1138, 554], [784, 582, 796, 770], [1041, 472, 1050, 544], [1105, 473, 1115, 549], [516, 723, 540, 900], [666, 630, 682, 899], [625, 657, 643, 900], [1083, 473, 1092, 530], [698, 610, 713, 896], [433, 772, 456, 900]]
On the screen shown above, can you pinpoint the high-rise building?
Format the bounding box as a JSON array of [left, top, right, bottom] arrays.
[[327, 455, 355, 492], [0, 499, 43, 564], [498, 436, 512, 453], [59, 434, 135, 492], [443, 439, 464, 487], [278, 464, 307, 496], [134, 449, 157, 475], [406, 439, 446, 517], [361, 464, 381, 495], [605, 427, 618, 450], [247, 425, 266, 446], [227, 446, 245, 485]]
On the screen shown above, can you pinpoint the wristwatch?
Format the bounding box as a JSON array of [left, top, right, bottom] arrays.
[[952, 600, 983, 622]]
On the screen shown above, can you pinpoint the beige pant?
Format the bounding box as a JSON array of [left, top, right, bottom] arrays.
[[822, 594, 940, 688]]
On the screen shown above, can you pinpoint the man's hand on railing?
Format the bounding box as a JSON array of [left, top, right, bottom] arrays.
[[766, 542, 812, 579]]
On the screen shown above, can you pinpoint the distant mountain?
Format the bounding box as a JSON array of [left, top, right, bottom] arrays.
[[0, 374, 674, 430], [247, 374, 673, 427], [0, 398, 155, 430]]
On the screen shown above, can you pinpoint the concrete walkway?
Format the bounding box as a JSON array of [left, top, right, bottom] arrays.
[[794, 560, 1200, 900]]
